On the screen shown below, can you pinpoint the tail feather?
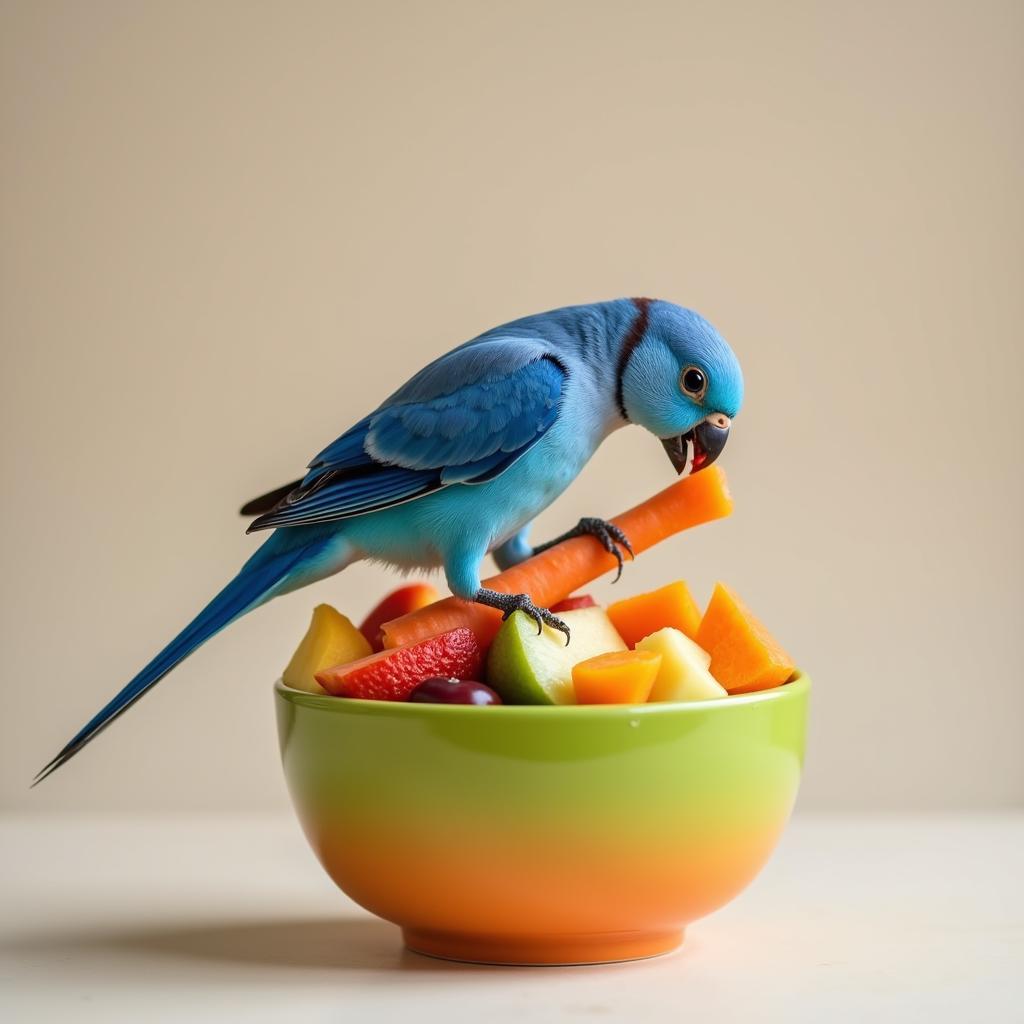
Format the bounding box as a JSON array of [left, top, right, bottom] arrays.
[[34, 537, 317, 785]]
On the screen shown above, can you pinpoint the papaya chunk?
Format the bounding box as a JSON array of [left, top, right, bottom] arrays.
[[696, 583, 795, 694], [607, 580, 702, 647], [571, 649, 662, 704]]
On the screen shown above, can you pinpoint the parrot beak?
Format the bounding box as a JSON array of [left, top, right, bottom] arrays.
[[662, 414, 731, 476]]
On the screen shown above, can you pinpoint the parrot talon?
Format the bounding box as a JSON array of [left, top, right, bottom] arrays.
[[534, 517, 635, 583], [474, 588, 571, 645]]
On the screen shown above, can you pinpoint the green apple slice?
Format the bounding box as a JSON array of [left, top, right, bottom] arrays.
[[637, 628, 727, 702], [487, 607, 627, 704]]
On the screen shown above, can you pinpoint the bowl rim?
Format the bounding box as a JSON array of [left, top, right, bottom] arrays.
[[274, 670, 809, 717]]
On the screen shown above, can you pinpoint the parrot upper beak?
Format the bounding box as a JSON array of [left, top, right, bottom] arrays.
[[662, 414, 731, 476]]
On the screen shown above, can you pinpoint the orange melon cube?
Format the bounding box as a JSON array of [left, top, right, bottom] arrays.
[[696, 583, 795, 694], [571, 649, 662, 704], [607, 580, 702, 648]]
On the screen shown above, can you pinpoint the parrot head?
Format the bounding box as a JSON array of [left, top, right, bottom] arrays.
[[618, 300, 744, 477]]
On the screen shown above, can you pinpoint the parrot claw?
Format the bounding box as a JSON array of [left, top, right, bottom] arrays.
[[474, 588, 571, 645], [534, 517, 635, 583]]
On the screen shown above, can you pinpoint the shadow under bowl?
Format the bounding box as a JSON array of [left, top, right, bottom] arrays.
[[275, 672, 809, 966]]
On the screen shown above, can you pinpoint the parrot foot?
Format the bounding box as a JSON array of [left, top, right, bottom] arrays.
[[534, 518, 635, 583], [474, 589, 571, 645]]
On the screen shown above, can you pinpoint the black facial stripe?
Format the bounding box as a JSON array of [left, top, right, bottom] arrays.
[[614, 297, 652, 421]]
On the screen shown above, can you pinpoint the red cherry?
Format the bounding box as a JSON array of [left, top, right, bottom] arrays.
[[408, 677, 502, 705]]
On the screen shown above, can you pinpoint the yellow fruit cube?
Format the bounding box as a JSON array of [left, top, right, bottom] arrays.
[[282, 604, 372, 693], [636, 628, 726, 702]]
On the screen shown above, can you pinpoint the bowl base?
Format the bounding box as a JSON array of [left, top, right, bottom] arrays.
[[402, 927, 684, 966]]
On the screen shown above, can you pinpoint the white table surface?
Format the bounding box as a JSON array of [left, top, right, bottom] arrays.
[[2, 813, 1021, 1022]]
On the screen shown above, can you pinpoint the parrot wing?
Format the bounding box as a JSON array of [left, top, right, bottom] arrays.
[[247, 340, 566, 531]]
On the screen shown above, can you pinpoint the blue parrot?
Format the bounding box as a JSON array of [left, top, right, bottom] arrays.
[[36, 297, 743, 781]]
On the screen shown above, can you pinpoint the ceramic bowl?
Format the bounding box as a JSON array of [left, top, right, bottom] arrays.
[[275, 672, 809, 965]]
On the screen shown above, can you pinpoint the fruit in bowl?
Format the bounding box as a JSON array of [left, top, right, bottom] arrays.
[[276, 566, 806, 964]]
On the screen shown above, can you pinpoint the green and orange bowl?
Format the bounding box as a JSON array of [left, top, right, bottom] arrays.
[[275, 672, 810, 966]]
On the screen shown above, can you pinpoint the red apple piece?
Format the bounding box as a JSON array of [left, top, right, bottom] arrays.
[[549, 594, 597, 613], [359, 582, 440, 651]]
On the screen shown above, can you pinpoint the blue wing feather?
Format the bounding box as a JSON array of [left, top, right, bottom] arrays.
[[306, 415, 374, 471], [248, 345, 565, 532]]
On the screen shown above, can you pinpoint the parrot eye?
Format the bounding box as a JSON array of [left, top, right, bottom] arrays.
[[680, 366, 707, 401]]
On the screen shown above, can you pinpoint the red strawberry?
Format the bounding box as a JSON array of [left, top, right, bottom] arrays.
[[550, 594, 598, 613], [316, 627, 482, 700]]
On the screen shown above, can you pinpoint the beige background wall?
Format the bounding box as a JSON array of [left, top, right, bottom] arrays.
[[2, 0, 1021, 812]]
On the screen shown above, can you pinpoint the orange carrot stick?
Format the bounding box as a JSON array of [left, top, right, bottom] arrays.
[[381, 466, 733, 650]]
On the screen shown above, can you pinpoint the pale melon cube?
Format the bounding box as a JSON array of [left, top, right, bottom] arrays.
[[637, 628, 727, 702]]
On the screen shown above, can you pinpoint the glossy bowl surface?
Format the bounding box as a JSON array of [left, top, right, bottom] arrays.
[[276, 673, 809, 965]]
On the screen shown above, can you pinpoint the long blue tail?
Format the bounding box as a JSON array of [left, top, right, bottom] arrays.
[[34, 533, 326, 784]]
